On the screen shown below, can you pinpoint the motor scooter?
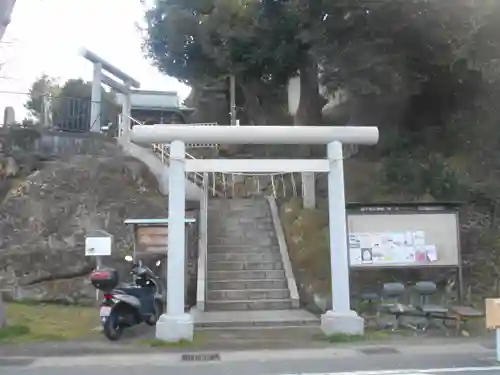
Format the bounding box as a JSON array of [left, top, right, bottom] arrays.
[[90, 255, 165, 341]]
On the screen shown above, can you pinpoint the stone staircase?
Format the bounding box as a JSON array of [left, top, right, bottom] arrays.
[[206, 198, 293, 311]]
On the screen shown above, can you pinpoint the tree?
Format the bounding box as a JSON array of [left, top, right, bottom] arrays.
[[143, 0, 325, 125], [53, 79, 120, 132], [25, 74, 60, 121], [314, 0, 479, 132], [25, 77, 119, 132], [467, 0, 500, 81], [318, 0, 473, 93], [144, 0, 493, 136]]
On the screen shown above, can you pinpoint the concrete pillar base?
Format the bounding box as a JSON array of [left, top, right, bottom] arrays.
[[155, 313, 194, 342], [321, 310, 364, 336]]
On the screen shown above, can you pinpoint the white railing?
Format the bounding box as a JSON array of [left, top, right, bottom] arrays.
[[148, 142, 297, 199], [209, 171, 299, 199], [151, 142, 223, 197], [128, 115, 301, 199], [128, 115, 223, 197], [151, 142, 299, 199]]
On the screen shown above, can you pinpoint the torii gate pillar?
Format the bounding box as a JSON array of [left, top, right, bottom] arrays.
[[131, 125, 379, 342]]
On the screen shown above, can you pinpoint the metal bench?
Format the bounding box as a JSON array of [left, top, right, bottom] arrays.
[[446, 305, 484, 336]]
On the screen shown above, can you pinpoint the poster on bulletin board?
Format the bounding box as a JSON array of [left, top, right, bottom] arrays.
[[348, 231, 438, 267]]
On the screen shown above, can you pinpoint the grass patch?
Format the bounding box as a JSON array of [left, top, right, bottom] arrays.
[[139, 338, 193, 348], [314, 327, 397, 344], [280, 198, 331, 295], [2, 302, 98, 343], [317, 333, 365, 343], [5, 299, 96, 307], [0, 324, 31, 341]]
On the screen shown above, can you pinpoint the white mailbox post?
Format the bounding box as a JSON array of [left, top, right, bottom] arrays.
[[85, 230, 114, 301], [85, 230, 114, 267]]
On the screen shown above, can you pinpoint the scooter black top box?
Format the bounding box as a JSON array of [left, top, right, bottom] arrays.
[[90, 268, 119, 292]]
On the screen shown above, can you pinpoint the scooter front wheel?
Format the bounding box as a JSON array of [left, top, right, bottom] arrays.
[[103, 310, 124, 341], [145, 300, 163, 326]]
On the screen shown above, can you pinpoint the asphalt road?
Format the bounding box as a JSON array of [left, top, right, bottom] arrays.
[[2, 345, 500, 375]]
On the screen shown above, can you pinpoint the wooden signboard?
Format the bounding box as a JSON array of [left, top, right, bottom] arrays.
[[486, 298, 500, 330], [136, 226, 168, 255]]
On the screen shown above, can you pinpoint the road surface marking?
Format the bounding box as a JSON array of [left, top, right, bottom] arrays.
[[281, 367, 500, 375]]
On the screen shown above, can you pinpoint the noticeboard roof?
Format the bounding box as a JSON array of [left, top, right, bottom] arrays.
[[347, 201, 463, 211]]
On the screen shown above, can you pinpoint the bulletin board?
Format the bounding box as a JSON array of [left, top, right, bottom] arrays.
[[347, 205, 461, 269]]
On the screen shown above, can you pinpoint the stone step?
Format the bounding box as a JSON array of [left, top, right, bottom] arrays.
[[208, 243, 276, 249], [208, 219, 272, 224], [208, 226, 274, 233], [208, 227, 273, 233], [208, 209, 270, 216], [208, 261, 283, 271], [208, 209, 271, 216], [195, 323, 320, 330], [208, 252, 282, 262], [206, 299, 293, 311], [211, 210, 272, 216], [208, 245, 280, 253], [208, 216, 273, 222], [208, 269, 285, 280], [207, 279, 288, 291], [192, 309, 320, 330], [212, 199, 269, 204], [209, 221, 273, 226], [207, 289, 290, 301], [208, 235, 275, 242], [208, 237, 275, 246], [209, 205, 268, 210], [208, 202, 269, 215]]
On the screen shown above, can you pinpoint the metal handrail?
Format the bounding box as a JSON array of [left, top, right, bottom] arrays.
[[126, 115, 300, 199], [127, 115, 223, 197]]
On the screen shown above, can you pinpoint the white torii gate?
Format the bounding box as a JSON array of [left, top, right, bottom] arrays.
[[131, 124, 379, 342], [81, 49, 140, 136]]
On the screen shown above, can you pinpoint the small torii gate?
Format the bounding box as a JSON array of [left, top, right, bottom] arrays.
[[131, 124, 379, 342], [81, 49, 140, 136]]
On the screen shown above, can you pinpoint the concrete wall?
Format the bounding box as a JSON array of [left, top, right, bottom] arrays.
[[0, 128, 116, 158], [33, 131, 117, 157], [118, 138, 202, 201], [0, 128, 202, 201]]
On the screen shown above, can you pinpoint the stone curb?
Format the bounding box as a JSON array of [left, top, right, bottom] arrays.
[[3, 341, 495, 368]]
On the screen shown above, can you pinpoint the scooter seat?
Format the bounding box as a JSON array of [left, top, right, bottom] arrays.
[[113, 286, 156, 315], [116, 286, 155, 298]]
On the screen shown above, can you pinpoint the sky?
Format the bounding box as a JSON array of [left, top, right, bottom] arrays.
[[0, 0, 190, 120]]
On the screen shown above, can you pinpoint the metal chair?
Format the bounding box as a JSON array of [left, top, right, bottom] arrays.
[[355, 291, 380, 326], [378, 282, 418, 331], [412, 281, 449, 332]]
